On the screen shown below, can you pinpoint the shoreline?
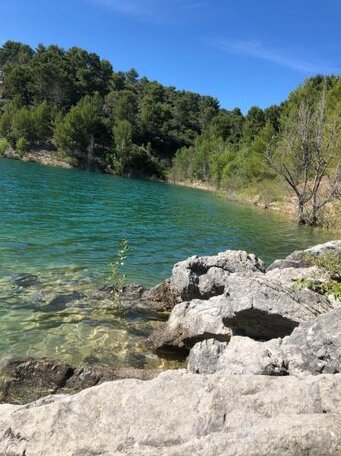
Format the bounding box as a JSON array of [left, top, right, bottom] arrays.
[[168, 178, 341, 233], [3, 150, 341, 232], [168, 177, 297, 219]]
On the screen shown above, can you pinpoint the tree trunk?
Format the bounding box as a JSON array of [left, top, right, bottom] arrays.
[[87, 135, 95, 170], [297, 198, 306, 225]]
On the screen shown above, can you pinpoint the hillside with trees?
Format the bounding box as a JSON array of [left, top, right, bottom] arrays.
[[1, 41, 341, 226]]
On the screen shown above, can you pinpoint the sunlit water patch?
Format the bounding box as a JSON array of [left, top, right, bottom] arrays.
[[0, 158, 334, 367]]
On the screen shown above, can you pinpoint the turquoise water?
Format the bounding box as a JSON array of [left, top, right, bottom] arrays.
[[0, 158, 333, 367]]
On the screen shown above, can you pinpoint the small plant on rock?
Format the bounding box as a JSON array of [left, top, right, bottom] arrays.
[[295, 252, 341, 301], [303, 252, 341, 280], [108, 239, 130, 305]]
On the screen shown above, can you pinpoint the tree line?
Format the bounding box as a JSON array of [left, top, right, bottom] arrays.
[[0, 41, 220, 177], [1, 41, 341, 225]]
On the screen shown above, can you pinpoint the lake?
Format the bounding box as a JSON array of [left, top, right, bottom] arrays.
[[0, 158, 333, 368]]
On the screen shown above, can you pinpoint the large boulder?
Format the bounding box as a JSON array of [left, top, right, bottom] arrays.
[[221, 272, 335, 339], [187, 337, 285, 375], [0, 370, 340, 455], [148, 298, 232, 353], [188, 307, 341, 376], [150, 271, 335, 352], [170, 250, 265, 302]]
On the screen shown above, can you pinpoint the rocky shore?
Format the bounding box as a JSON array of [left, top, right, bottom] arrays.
[[1, 241, 341, 455]]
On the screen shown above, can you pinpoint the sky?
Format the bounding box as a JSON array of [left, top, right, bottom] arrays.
[[0, 0, 340, 112]]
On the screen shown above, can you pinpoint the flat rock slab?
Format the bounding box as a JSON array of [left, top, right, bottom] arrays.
[[0, 371, 340, 455]]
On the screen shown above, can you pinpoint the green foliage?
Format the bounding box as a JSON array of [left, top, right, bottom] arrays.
[[54, 93, 104, 164], [1, 40, 341, 191], [16, 137, 27, 157], [303, 252, 341, 280], [0, 138, 9, 156], [294, 252, 341, 301], [295, 277, 341, 301]]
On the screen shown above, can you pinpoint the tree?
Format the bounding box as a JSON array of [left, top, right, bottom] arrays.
[[111, 119, 133, 173], [54, 93, 104, 166], [266, 92, 341, 225]]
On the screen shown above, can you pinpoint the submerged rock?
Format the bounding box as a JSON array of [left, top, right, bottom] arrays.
[[13, 274, 40, 288]]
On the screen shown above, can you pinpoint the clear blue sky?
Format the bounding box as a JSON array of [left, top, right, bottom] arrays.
[[0, 0, 340, 112]]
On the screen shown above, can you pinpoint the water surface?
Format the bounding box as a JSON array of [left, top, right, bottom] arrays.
[[0, 158, 333, 367]]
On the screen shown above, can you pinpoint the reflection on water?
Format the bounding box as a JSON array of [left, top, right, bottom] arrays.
[[0, 158, 334, 367]]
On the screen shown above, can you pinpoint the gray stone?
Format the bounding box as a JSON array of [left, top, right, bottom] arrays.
[[188, 336, 286, 375], [151, 271, 336, 352], [189, 308, 341, 377], [148, 298, 232, 353], [280, 307, 341, 375], [268, 240, 341, 271], [0, 371, 340, 455], [170, 250, 265, 302], [187, 339, 228, 374]]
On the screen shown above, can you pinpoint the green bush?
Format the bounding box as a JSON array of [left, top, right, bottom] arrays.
[[303, 252, 341, 280], [295, 277, 341, 301], [16, 136, 27, 158], [0, 138, 9, 156]]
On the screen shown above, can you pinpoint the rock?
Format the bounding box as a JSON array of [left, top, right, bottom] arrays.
[[265, 265, 331, 287], [0, 370, 340, 455], [170, 250, 265, 302], [187, 339, 228, 374], [0, 358, 74, 405], [141, 279, 176, 312], [188, 307, 341, 376], [151, 271, 335, 352], [279, 306, 341, 375], [220, 272, 335, 339], [0, 357, 161, 405], [148, 298, 232, 353], [13, 274, 40, 288], [268, 240, 341, 271], [188, 336, 285, 375], [39, 291, 84, 312]]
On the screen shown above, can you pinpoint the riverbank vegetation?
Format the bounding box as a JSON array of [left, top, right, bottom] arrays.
[[1, 41, 341, 226]]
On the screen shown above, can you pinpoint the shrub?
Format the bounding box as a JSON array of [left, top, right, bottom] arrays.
[[16, 136, 27, 157], [0, 138, 9, 156]]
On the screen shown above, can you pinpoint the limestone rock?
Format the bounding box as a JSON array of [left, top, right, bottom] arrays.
[[189, 308, 341, 376], [151, 271, 335, 352], [280, 306, 341, 375], [268, 240, 341, 271], [170, 250, 265, 302], [187, 339, 228, 374], [148, 298, 232, 353], [0, 371, 340, 455]]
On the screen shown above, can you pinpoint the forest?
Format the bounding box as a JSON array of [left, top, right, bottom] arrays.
[[1, 41, 341, 225]]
